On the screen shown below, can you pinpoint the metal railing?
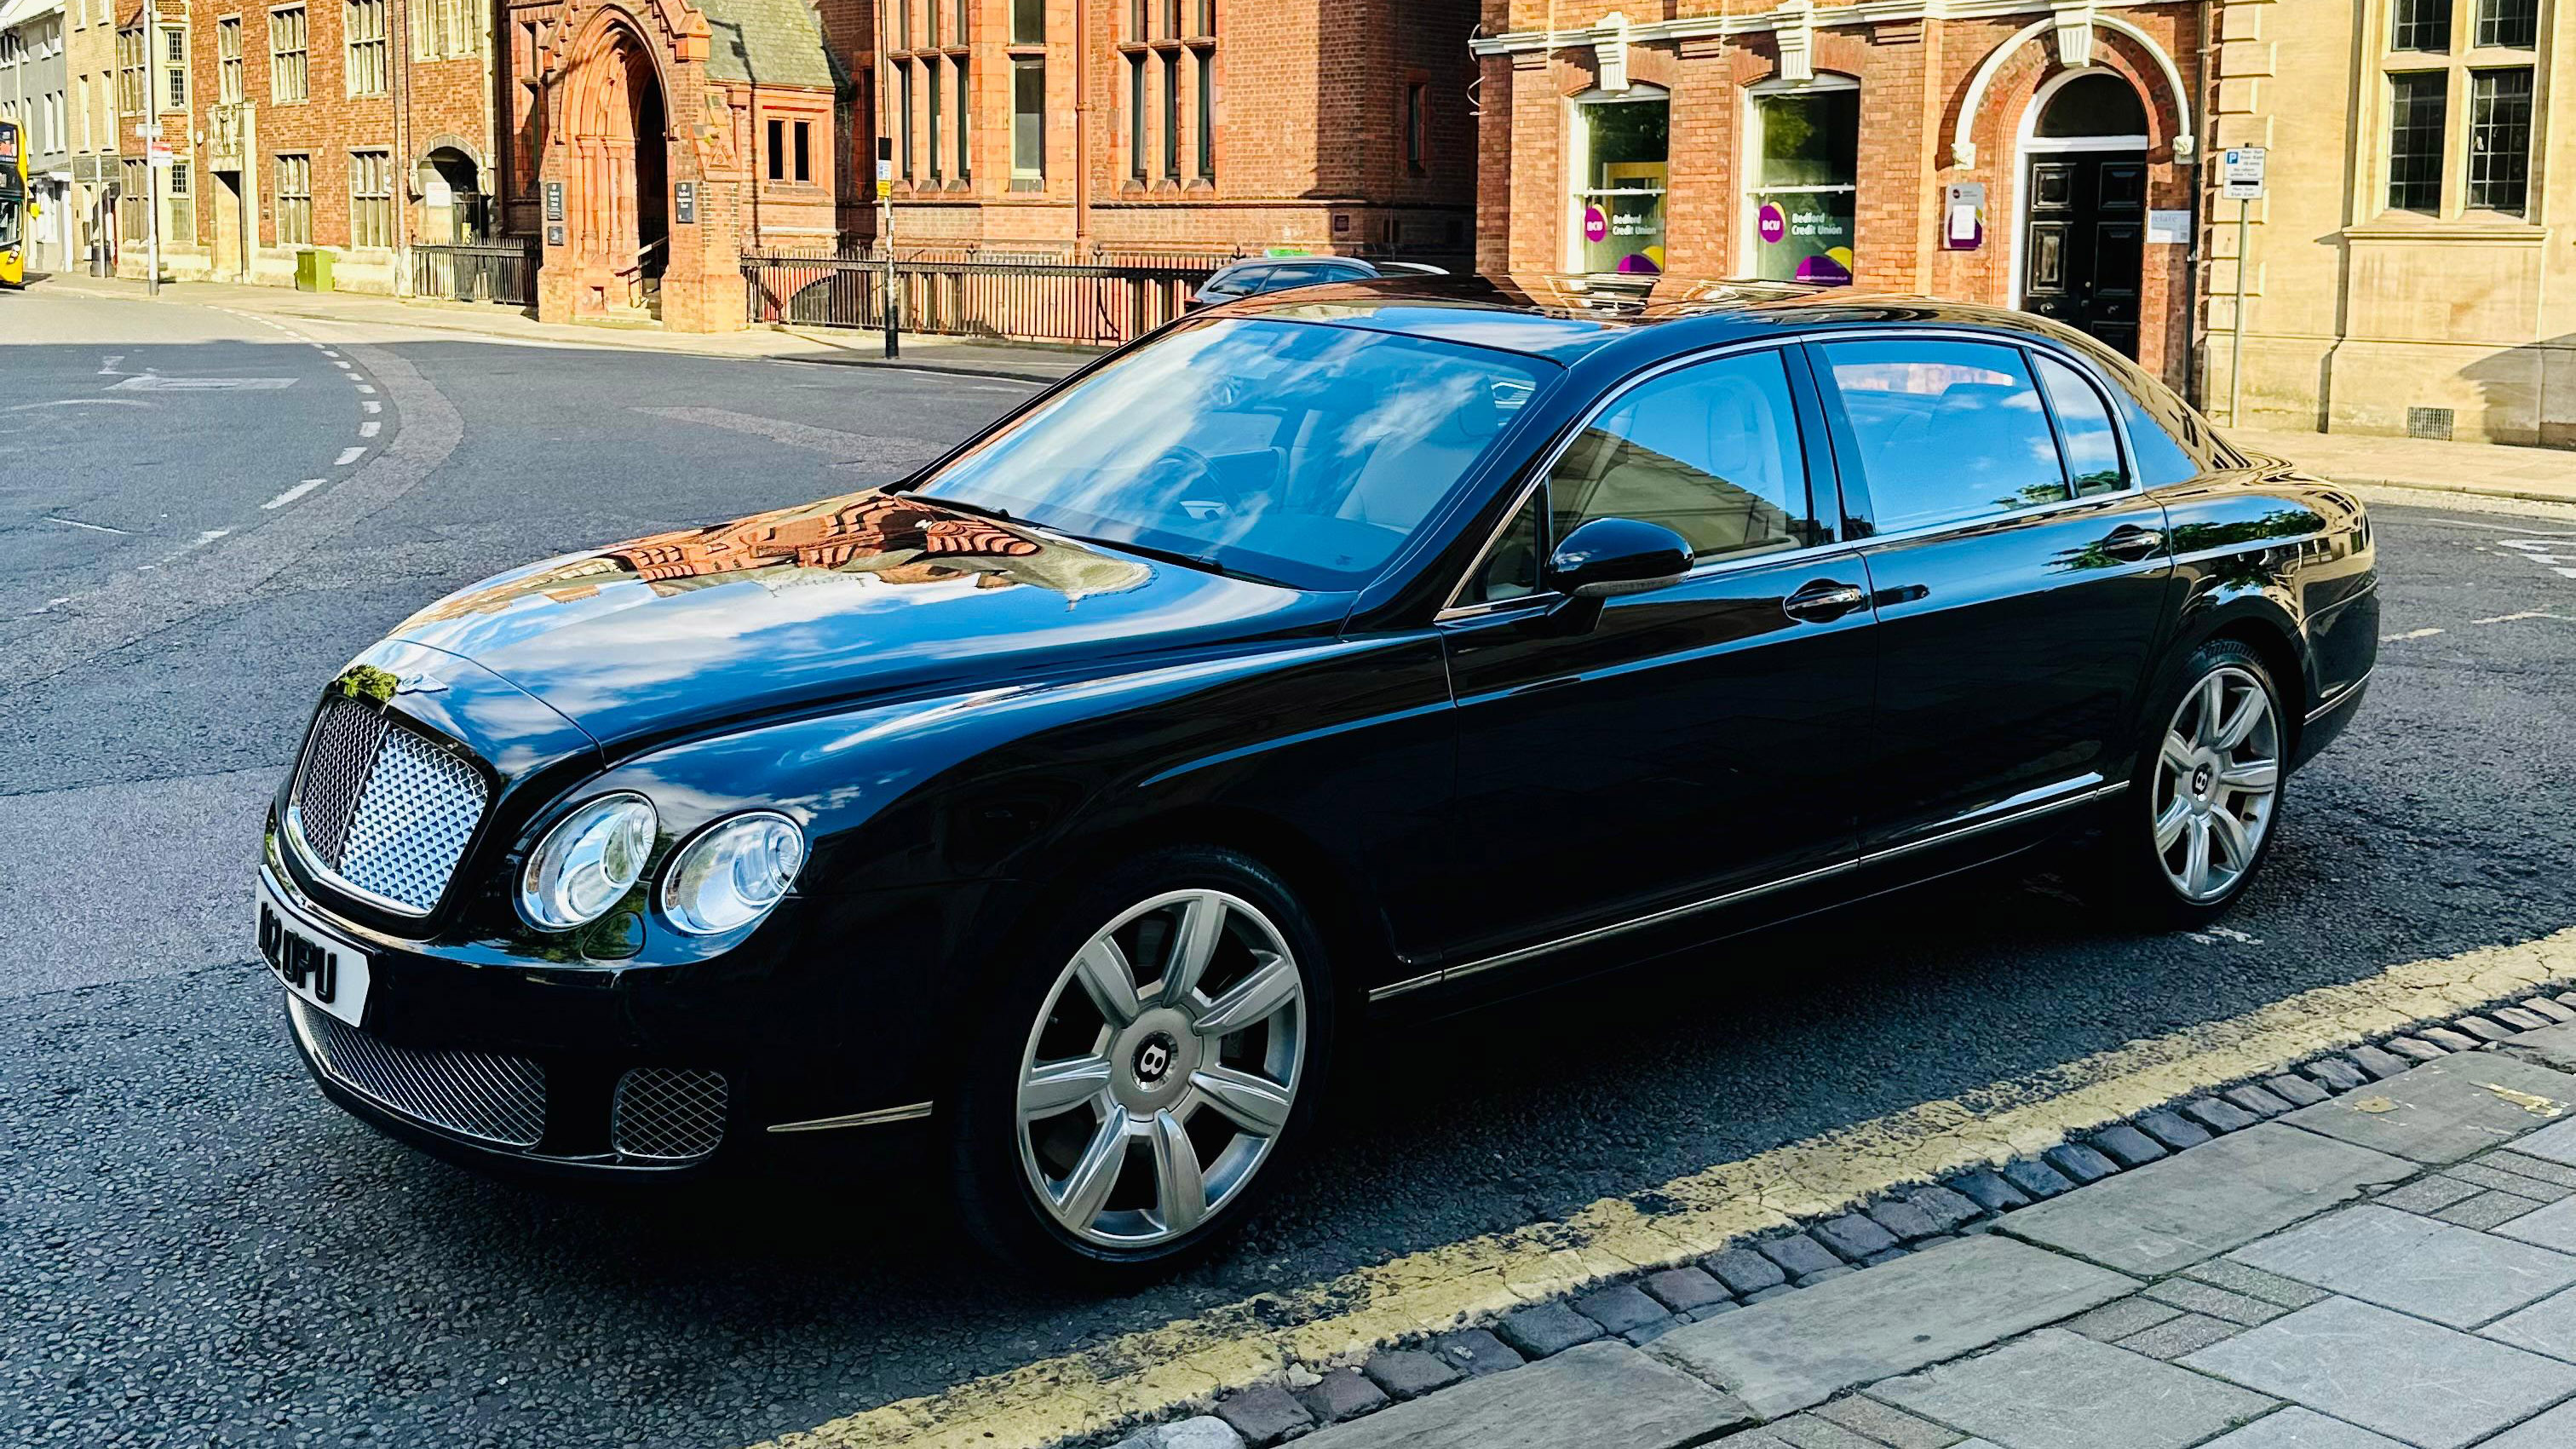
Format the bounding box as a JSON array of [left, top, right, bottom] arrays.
[[411, 240, 538, 307], [742, 250, 1235, 346]]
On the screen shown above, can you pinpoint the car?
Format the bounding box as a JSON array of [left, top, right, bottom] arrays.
[[256, 275, 2377, 1280], [1188, 254, 1446, 308]]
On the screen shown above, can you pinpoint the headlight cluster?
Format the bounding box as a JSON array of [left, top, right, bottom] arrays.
[[518, 797, 805, 936]]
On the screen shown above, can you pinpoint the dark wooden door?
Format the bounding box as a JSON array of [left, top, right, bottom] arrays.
[[2021, 152, 2146, 358]]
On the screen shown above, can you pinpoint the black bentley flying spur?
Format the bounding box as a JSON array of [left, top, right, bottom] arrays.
[[257, 277, 2377, 1277]]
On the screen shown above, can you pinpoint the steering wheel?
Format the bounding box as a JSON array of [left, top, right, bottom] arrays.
[[1135, 445, 1235, 521]]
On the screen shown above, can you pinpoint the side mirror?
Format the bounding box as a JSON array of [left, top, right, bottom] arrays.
[[1548, 517, 1693, 599]]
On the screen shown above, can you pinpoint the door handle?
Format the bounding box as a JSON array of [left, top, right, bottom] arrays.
[[1782, 579, 1868, 624], [2098, 525, 2167, 561]]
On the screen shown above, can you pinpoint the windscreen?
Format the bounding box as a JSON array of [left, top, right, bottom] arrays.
[[911, 318, 1552, 589]]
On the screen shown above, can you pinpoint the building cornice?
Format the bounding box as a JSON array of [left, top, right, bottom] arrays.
[[1466, 0, 2176, 55]]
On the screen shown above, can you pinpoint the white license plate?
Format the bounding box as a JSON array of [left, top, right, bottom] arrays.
[[257, 877, 372, 1027]]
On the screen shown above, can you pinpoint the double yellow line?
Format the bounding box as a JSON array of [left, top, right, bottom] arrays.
[[760, 926, 2576, 1449]]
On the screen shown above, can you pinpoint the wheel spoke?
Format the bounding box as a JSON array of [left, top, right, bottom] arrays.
[[2160, 732, 2197, 780], [1021, 1055, 1113, 1119], [1072, 937, 1142, 1029], [1190, 1063, 1293, 1136], [2182, 815, 2215, 895], [1161, 894, 1228, 1008], [2153, 798, 2191, 852], [2195, 675, 2228, 746], [2208, 808, 2254, 873], [1148, 1109, 1207, 1234], [2219, 756, 2279, 792], [2215, 690, 2267, 750], [1193, 952, 1299, 1038], [1051, 1105, 1132, 1229]]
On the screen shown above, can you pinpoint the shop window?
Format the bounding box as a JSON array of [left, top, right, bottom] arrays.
[[1572, 90, 1665, 276], [1749, 83, 1857, 285]]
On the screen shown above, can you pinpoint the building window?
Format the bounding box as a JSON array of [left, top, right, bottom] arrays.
[[1127, 54, 1145, 178], [1748, 83, 1856, 284], [270, 6, 308, 103], [1161, 51, 1178, 179], [1196, 49, 1212, 181], [165, 158, 193, 243], [1011, 0, 1043, 43], [217, 18, 242, 104], [158, 23, 185, 112], [2391, 0, 2451, 51], [2475, 0, 2537, 47], [956, 0, 969, 42], [1574, 91, 1671, 276], [955, 57, 969, 181], [1404, 80, 1425, 174], [794, 119, 811, 182], [2468, 68, 2533, 213], [2385, 71, 2447, 212], [766, 117, 785, 180], [114, 26, 142, 119], [276, 152, 312, 244], [929, 63, 944, 180], [897, 0, 910, 49], [927, 0, 940, 47], [1011, 57, 1043, 181], [899, 61, 915, 179], [345, 0, 388, 97], [351, 148, 391, 246], [1197, 0, 1214, 37], [412, 0, 474, 60]]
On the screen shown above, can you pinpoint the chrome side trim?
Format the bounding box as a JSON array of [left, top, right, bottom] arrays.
[[765, 1101, 935, 1134], [1368, 778, 2127, 1003], [2305, 665, 2374, 725]]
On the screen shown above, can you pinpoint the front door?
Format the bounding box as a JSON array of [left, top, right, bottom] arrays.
[[2021, 152, 2145, 358], [1440, 347, 1876, 963]]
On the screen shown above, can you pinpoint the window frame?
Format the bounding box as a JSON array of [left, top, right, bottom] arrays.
[[1743, 73, 1860, 285], [2375, 0, 2541, 220], [1438, 342, 1838, 620], [269, 4, 309, 104]]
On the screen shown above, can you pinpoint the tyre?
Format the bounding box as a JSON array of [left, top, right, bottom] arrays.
[[950, 846, 1332, 1280], [2103, 637, 2288, 929]]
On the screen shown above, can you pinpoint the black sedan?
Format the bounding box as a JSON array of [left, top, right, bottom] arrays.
[[1189, 254, 1446, 308], [256, 278, 2377, 1279]]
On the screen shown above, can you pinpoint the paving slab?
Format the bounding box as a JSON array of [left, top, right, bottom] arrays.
[[2196, 1407, 2405, 1448], [2476, 1400, 2576, 1448], [1999, 1123, 2411, 1277], [2182, 1297, 2576, 1449], [1292, 1341, 1751, 1449], [2433, 1190, 2546, 1230], [2510, 1023, 2576, 1072], [2507, 1110, 2576, 1166], [2281, 1055, 2576, 1164], [2228, 1202, 2576, 1327], [2481, 1284, 2576, 1362], [1650, 1233, 2135, 1418], [1869, 1329, 2274, 1449], [2493, 1194, 2576, 1254]]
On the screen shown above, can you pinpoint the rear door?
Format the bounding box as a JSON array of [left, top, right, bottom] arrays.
[[1809, 335, 2174, 851]]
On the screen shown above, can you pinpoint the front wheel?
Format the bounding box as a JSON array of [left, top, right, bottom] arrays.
[[950, 848, 1331, 1280], [2102, 639, 2287, 927]]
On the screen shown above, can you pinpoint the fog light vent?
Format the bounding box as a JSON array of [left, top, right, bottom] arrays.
[[612, 1067, 728, 1161], [2407, 406, 2456, 440]]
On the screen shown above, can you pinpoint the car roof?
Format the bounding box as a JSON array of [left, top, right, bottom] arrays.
[[1213, 273, 2131, 371]]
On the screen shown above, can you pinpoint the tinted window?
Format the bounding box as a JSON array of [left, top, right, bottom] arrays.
[[1822, 340, 2067, 531], [2102, 359, 2235, 486], [1199, 264, 1270, 298], [915, 318, 1552, 590], [2034, 354, 2126, 496], [1458, 488, 1544, 607], [1548, 350, 1812, 563]]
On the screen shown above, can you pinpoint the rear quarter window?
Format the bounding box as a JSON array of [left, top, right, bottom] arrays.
[[2098, 357, 2246, 486]]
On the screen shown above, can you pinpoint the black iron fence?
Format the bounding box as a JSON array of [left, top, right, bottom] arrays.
[[413, 241, 539, 307], [742, 250, 1233, 346]]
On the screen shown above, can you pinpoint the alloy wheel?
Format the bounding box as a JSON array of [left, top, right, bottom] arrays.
[[1014, 888, 1306, 1248], [2152, 664, 2281, 904]]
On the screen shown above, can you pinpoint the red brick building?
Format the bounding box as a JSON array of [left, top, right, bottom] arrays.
[[1471, 0, 2206, 388]]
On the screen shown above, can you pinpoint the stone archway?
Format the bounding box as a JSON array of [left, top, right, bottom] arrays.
[[554, 17, 670, 318]]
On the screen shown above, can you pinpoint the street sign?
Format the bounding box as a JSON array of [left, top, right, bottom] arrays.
[[544, 181, 564, 222], [875, 178, 892, 200], [2222, 147, 2267, 201], [133, 121, 161, 139], [674, 181, 695, 225], [147, 141, 173, 169]]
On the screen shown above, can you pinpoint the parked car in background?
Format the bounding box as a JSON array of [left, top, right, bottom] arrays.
[[255, 276, 2376, 1284], [1188, 255, 1447, 308]]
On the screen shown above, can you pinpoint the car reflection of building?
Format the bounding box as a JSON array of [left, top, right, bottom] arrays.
[[403, 491, 1153, 627]]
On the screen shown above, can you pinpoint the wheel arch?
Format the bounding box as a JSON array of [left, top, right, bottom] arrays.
[[2171, 601, 2309, 757]]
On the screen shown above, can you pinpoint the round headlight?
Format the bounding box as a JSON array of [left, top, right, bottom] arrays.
[[660, 813, 805, 936], [519, 793, 658, 931]]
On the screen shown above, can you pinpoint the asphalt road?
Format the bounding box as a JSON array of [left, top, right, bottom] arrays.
[[2, 284, 2572, 1447]]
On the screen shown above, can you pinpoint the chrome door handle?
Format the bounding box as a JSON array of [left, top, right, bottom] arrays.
[[2099, 526, 2167, 561], [1782, 580, 1867, 623]]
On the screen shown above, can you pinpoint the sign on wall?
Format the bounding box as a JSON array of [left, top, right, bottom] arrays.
[[2221, 147, 2267, 201], [1941, 182, 1985, 251], [2146, 210, 2191, 244], [675, 181, 695, 226], [544, 181, 564, 222]]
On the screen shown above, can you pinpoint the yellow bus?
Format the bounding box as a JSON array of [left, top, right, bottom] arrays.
[[0, 118, 26, 287]]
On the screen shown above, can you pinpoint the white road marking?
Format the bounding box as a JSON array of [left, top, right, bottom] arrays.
[[2472, 611, 2570, 625], [2383, 627, 2446, 641], [5, 398, 151, 410], [2556, 567, 2576, 580], [96, 354, 124, 375], [40, 516, 131, 535], [335, 446, 367, 466], [261, 479, 328, 510], [2498, 538, 2559, 550], [355, 384, 377, 394], [359, 420, 380, 438], [332, 359, 354, 371], [361, 400, 381, 414], [108, 375, 299, 392]]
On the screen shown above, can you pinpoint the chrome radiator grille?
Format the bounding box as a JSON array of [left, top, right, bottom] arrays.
[[290, 997, 548, 1147], [612, 1067, 729, 1161], [291, 698, 489, 914]]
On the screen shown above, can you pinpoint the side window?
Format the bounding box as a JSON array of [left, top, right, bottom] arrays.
[[2105, 363, 2235, 486], [1458, 489, 1544, 607], [2033, 354, 2126, 497], [1546, 349, 1814, 564], [1201, 265, 1268, 297], [1820, 339, 2067, 532]]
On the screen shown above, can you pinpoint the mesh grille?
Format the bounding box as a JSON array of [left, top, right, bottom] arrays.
[[612, 1067, 729, 1161], [290, 697, 488, 915], [290, 997, 547, 1147]]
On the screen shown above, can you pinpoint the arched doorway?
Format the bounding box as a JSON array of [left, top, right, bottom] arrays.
[[561, 20, 670, 318], [2016, 72, 2149, 357], [418, 146, 485, 244]]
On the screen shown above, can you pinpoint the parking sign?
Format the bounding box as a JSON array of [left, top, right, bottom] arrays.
[[2222, 147, 2267, 201]]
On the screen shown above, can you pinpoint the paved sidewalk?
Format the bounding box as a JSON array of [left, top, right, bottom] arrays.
[[2234, 425, 2576, 508], [1113, 994, 2576, 1449], [20, 273, 1095, 383]]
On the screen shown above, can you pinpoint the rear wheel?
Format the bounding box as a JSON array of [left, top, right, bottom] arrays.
[[951, 848, 1331, 1279], [2105, 639, 2286, 927]]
